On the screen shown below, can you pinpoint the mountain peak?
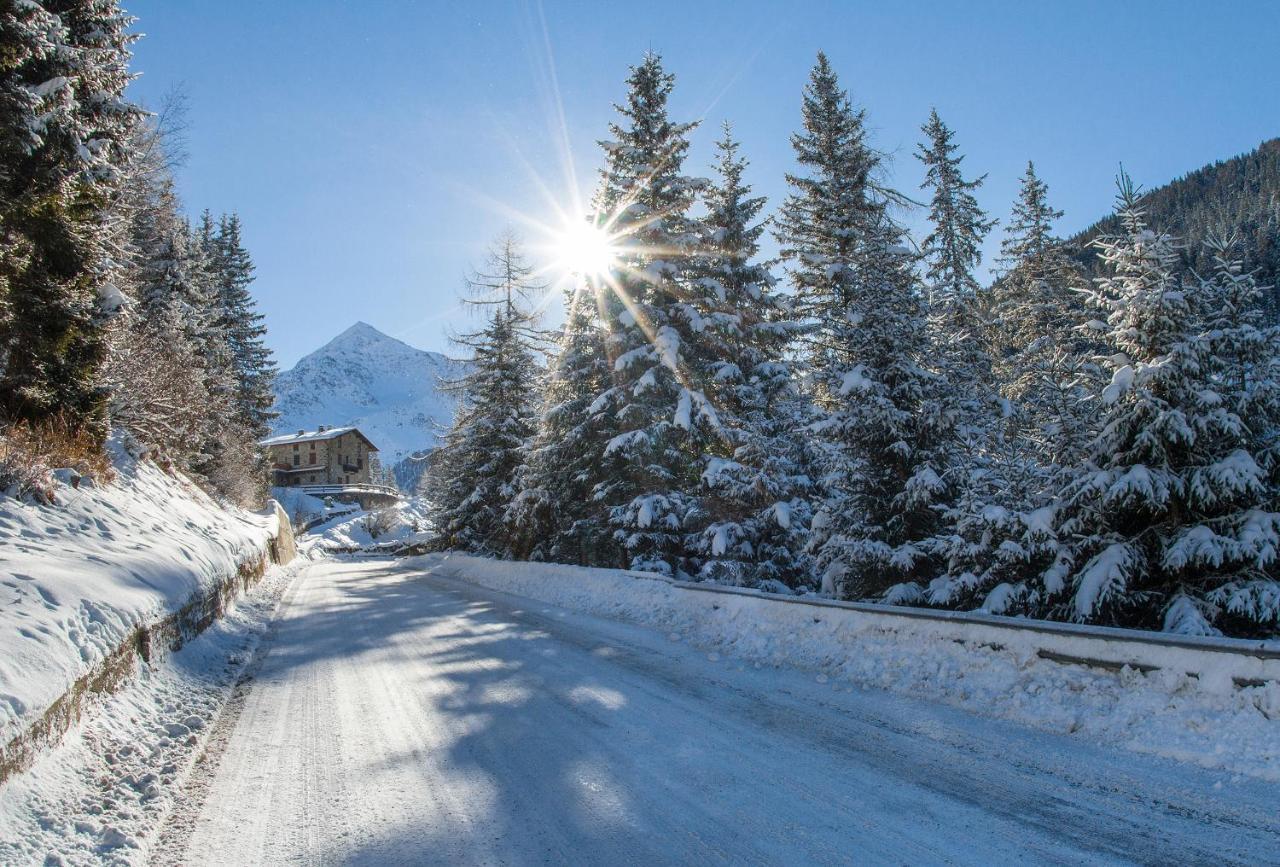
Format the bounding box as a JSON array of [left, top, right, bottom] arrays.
[[343, 320, 385, 337], [330, 320, 391, 344], [315, 321, 423, 359]]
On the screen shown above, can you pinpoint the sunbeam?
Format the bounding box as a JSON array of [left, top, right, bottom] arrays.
[[551, 220, 619, 278]]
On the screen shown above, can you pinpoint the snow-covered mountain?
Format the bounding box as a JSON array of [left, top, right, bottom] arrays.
[[270, 322, 459, 489]]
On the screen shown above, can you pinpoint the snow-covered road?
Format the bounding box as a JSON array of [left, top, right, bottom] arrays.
[[156, 558, 1280, 865]]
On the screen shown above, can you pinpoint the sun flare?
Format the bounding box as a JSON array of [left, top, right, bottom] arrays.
[[553, 221, 618, 278]]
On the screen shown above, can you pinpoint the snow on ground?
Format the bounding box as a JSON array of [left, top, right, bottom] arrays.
[[268, 485, 358, 528], [162, 557, 1280, 864], [417, 553, 1280, 782], [0, 439, 278, 749], [0, 560, 301, 866], [299, 497, 430, 554]]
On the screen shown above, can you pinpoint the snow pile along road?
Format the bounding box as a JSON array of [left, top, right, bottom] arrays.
[[0, 442, 278, 751], [417, 553, 1280, 781], [0, 560, 301, 865], [299, 498, 429, 554]]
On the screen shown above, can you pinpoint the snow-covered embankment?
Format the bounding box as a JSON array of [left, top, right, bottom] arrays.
[[0, 451, 295, 783], [417, 552, 1280, 781]]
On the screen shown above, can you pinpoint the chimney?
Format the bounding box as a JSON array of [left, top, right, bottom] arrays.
[[318, 425, 327, 433], [297, 429, 305, 436]]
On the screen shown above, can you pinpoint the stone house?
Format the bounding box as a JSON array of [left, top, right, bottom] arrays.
[[261, 426, 379, 488]]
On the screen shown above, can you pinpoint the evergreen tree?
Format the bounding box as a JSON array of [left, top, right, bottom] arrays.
[[0, 0, 141, 437], [690, 125, 816, 590], [426, 233, 542, 553], [917, 109, 996, 414], [210, 213, 276, 439], [506, 286, 616, 563], [1054, 177, 1280, 634], [777, 54, 954, 599], [998, 162, 1060, 272], [989, 162, 1095, 474], [910, 111, 1008, 607], [119, 174, 239, 474], [102, 116, 209, 462], [917, 110, 996, 310], [567, 52, 717, 576], [1196, 235, 1280, 632]]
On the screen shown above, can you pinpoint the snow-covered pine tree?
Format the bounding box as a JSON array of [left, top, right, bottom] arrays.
[[505, 286, 616, 563], [569, 52, 719, 577], [425, 232, 542, 554], [1055, 176, 1280, 635], [776, 53, 953, 600], [988, 162, 1096, 474], [690, 125, 816, 591], [119, 176, 240, 474], [897, 109, 1020, 611], [1194, 235, 1280, 633], [0, 0, 141, 437], [894, 164, 1097, 618], [916, 108, 996, 397], [210, 214, 276, 440]]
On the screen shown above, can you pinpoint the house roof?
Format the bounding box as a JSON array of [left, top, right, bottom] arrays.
[[259, 426, 378, 451]]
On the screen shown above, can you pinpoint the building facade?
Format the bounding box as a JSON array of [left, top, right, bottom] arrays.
[[261, 426, 379, 488]]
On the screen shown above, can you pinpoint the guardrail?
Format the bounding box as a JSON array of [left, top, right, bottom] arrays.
[[299, 483, 400, 498], [419, 553, 1280, 693], [669, 579, 1280, 659], [664, 578, 1280, 687]]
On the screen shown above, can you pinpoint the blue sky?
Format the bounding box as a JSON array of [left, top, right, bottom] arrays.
[[125, 0, 1280, 369]]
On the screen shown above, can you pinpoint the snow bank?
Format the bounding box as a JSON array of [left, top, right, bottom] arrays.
[[301, 499, 430, 554], [0, 443, 278, 752], [269, 486, 329, 526], [417, 553, 1280, 781], [0, 559, 300, 865]]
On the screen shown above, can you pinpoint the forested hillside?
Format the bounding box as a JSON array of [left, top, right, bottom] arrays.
[[1069, 138, 1280, 308], [0, 1, 274, 508]]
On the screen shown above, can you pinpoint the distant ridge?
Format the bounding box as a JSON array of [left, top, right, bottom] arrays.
[[1069, 138, 1280, 307], [270, 322, 461, 490]]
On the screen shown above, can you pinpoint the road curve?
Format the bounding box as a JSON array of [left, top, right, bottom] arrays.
[[155, 557, 1280, 866]]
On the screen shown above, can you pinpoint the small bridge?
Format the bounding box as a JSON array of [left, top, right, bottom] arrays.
[[298, 483, 401, 510]]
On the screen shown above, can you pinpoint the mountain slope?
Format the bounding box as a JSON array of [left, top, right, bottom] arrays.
[[1069, 138, 1280, 305], [270, 322, 460, 488]]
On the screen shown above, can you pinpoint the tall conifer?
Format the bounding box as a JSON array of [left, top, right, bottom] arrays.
[[0, 0, 141, 436], [777, 54, 953, 599], [691, 126, 815, 589]]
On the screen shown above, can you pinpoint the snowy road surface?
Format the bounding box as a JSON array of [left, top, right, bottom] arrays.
[[157, 558, 1280, 865]]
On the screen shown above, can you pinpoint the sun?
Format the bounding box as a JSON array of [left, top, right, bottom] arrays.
[[553, 220, 618, 278]]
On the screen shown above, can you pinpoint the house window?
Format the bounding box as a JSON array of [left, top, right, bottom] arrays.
[[308, 475, 315, 483], [292, 454, 300, 466], [309, 453, 316, 465], [292, 444, 299, 452], [310, 442, 315, 450], [357, 457, 363, 470]]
